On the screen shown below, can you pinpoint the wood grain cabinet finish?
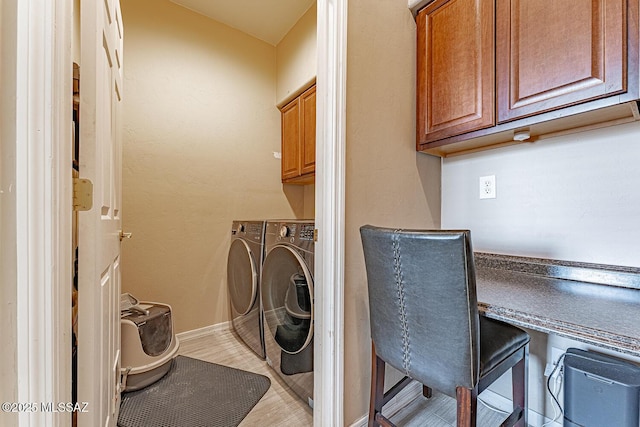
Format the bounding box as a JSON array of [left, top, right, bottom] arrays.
[[416, 0, 639, 157], [417, 0, 495, 144], [280, 85, 316, 184], [281, 98, 301, 181], [497, 0, 627, 123], [300, 87, 316, 176]]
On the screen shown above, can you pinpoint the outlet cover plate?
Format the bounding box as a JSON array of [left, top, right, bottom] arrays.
[[479, 175, 496, 199]]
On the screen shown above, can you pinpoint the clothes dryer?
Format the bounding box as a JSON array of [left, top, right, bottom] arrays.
[[227, 220, 266, 358], [262, 220, 315, 407]]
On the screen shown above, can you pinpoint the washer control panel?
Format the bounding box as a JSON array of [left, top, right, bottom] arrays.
[[231, 221, 265, 242], [298, 224, 315, 241]]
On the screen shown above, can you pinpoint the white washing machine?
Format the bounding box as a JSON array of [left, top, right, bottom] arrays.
[[227, 220, 266, 358], [261, 220, 315, 407]]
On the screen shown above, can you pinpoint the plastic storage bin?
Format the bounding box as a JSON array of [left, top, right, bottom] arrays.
[[563, 348, 640, 427]]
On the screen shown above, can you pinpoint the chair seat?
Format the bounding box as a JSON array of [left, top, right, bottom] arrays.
[[479, 317, 530, 377]]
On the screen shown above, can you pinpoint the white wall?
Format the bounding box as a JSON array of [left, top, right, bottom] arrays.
[[442, 120, 640, 422], [442, 121, 640, 267], [73, 0, 80, 64]]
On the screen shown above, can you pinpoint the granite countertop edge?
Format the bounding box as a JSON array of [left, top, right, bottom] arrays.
[[475, 252, 640, 357], [479, 302, 640, 357], [474, 251, 640, 290]]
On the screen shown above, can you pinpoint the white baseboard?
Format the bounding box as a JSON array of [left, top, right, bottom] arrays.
[[176, 321, 230, 343], [348, 384, 561, 427]]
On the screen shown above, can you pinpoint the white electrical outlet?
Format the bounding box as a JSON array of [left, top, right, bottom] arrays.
[[544, 347, 565, 377], [544, 363, 554, 377], [551, 347, 564, 365], [479, 175, 496, 199]]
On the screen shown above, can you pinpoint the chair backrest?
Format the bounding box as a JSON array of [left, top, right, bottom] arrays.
[[360, 225, 480, 397]]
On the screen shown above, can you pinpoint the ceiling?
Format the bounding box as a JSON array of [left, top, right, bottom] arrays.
[[169, 0, 316, 46]]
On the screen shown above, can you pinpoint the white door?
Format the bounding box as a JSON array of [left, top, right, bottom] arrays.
[[77, 0, 124, 425]]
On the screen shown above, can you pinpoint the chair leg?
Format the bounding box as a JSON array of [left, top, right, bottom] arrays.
[[422, 385, 432, 399], [511, 345, 528, 427], [456, 386, 478, 427], [369, 342, 388, 427]]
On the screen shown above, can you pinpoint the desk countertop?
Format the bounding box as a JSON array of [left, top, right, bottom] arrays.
[[474, 253, 640, 357]]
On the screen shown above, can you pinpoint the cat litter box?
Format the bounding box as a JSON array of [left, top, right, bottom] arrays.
[[120, 293, 180, 392]]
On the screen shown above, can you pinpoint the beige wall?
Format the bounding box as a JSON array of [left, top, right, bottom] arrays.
[[343, 0, 441, 423], [119, 0, 437, 420], [120, 0, 304, 333], [276, 4, 317, 215], [303, 185, 315, 219], [276, 3, 317, 105]]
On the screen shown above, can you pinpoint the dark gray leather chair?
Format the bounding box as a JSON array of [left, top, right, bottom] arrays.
[[360, 225, 529, 427]]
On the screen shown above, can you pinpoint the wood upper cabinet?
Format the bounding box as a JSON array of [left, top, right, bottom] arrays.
[[300, 87, 316, 176], [497, 0, 627, 123], [417, 0, 495, 145], [281, 98, 301, 181], [280, 85, 316, 184], [416, 0, 637, 156]]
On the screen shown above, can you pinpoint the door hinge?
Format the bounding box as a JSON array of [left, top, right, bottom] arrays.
[[313, 228, 318, 242], [73, 178, 93, 211]]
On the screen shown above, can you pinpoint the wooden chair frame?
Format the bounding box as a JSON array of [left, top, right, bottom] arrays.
[[368, 341, 529, 427]]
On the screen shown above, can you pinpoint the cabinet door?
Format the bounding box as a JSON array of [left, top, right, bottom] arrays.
[[417, 0, 495, 145], [300, 86, 316, 176], [497, 0, 626, 123], [281, 98, 301, 181]]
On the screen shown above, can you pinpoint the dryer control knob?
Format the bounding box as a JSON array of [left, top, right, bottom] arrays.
[[279, 225, 290, 238], [236, 224, 245, 233]]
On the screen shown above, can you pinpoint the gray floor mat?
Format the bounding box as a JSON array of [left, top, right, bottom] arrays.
[[118, 355, 271, 427]]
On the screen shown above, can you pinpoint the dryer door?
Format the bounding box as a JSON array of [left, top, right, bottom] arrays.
[[227, 239, 258, 315], [261, 245, 314, 354]]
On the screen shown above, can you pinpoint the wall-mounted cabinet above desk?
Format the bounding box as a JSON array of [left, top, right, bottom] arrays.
[[416, 0, 640, 157]]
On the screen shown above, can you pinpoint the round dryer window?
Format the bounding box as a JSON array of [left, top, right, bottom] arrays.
[[261, 245, 314, 355], [227, 239, 258, 315]]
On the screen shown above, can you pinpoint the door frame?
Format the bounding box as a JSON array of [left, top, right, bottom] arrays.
[[315, 0, 347, 425], [9, 0, 348, 425], [3, 0, 73, 425]]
